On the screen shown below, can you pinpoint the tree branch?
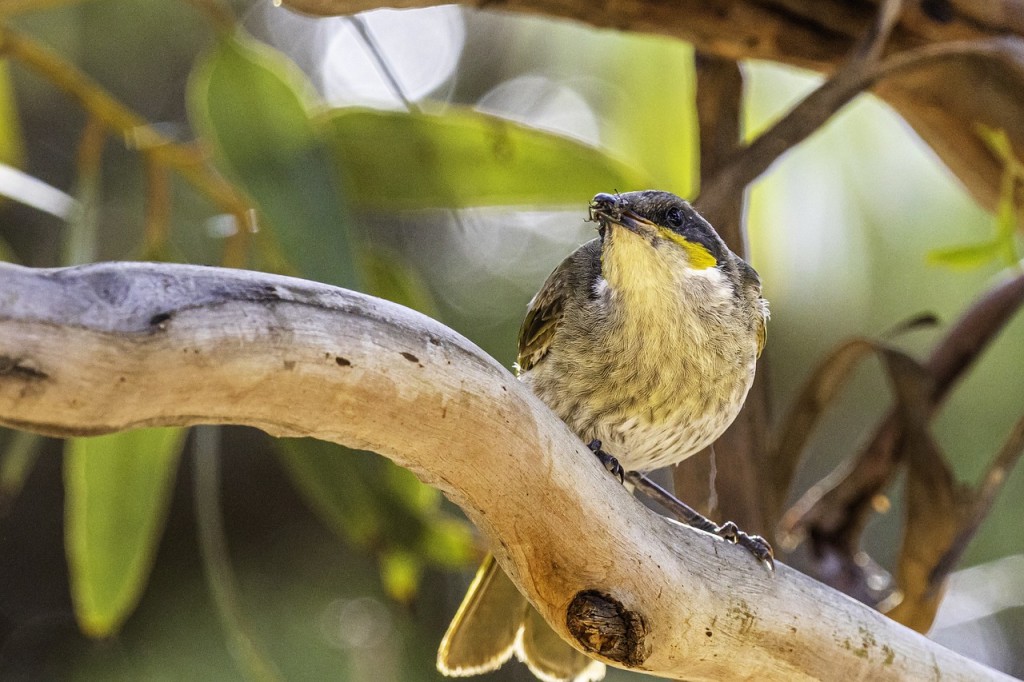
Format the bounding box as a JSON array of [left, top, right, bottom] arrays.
[[284, 0, 1021, 69], [0, 261, 1014, 682]]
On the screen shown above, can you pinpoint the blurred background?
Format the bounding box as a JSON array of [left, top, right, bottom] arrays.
[[0, 1, 1022, 680]]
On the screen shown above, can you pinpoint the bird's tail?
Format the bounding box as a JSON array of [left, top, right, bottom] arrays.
[[437, 553, 605, 682]]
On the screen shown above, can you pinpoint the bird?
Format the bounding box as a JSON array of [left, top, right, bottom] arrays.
[[437, 190, 770, 682]]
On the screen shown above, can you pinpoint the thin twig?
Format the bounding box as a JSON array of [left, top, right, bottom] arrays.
[[346, 15, 419, 112], [853, 0, 904, 63]]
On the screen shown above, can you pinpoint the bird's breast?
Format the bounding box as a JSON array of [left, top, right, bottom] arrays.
[[522, 281, 758, 472]]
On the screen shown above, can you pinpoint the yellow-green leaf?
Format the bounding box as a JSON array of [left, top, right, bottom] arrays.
[[320, 107, 652, 209], [927, 240, 1002, 270], [993, 148, 1023, 266], [976, 125, 1018, 172], [188, 31, 357, 288], [929, 130, 1023, 270], [64, 428, 185, 637], [420, 517, 476, 568]]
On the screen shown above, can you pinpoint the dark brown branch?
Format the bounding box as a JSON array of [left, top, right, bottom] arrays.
[[697, 34, 1015, 221]]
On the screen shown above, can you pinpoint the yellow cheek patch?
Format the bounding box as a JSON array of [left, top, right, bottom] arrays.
[[659, 228, 717, 269]]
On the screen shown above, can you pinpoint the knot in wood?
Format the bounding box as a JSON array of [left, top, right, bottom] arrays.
[[566, 590, 649, 667]]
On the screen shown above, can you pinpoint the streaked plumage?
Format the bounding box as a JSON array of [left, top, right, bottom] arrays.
[[439, 191, 768, 682]]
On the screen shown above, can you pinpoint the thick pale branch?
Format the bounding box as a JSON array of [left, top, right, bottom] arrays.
[[0, 262, 1013, 682]]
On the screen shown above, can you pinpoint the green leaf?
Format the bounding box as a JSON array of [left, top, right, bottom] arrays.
[[188, 32, 358, 288], [64, 428, 186, 637], [383, 456, 440, 513], [320, 107, 652, 209], [420, 517, 476, 568], [64, 127, 104, 266], [993, 151, 1023, 267]]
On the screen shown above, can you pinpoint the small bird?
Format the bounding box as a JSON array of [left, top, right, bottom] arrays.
[[437, 190, 770, 682]]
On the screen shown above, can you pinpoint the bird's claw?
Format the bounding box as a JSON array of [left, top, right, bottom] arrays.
[[717, 521, 775, 572], [587, 439, 624, 484]]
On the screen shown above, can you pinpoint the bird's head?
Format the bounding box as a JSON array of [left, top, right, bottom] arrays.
[[589, 190, 766, 354], [589, 190, 760, 296]]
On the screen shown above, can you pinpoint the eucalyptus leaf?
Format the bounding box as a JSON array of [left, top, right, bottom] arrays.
[[993, 142, 1023, 266], [64, 126, 104, 267], [976, 125, 1017, 167], [188, 32, 358, 288], [320, 107, 652, 209], [64, 428, 186, 637]]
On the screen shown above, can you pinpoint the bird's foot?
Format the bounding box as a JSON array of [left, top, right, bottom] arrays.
[[587, 439, 624, 483], [715, 521, 775, 571], [625, 470, 775, 572]]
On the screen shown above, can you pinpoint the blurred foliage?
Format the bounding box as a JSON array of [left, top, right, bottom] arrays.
[[928, 127, 1024, 271], [64, 428, 185, 637], [0, 429, 40, 513], [0, 0, 1021, 680], [189, 30, 359, 287], [321, 107, 651, 209], [276, 439, 476, 603], [0, 60, 25, 168]]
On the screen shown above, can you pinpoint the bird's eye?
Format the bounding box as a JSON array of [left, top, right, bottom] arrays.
[[666, 207, 684, 229]]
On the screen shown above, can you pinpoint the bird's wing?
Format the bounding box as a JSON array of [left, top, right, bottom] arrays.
[[516, 253, 575, 373]]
